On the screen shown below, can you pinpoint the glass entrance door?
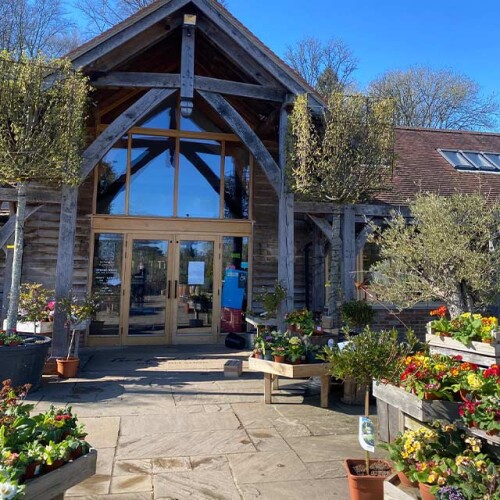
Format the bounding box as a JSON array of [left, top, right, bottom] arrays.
[[173, 238, 218, 343], [123, 236, 172, 344]]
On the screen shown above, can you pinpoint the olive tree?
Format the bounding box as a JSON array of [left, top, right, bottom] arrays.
[[0, 52, 89, 332], [288, 93, 395, 317], [369, 192, 500, 316]]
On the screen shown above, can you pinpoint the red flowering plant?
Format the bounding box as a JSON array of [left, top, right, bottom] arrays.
[[429, 306, 453, 335], [399, 353, 463, 401], [459, 395, 500, 434]]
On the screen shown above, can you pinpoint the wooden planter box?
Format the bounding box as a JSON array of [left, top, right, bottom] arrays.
[[24, 449, 97, 500], [2, 320, 54, 335], [426, 328, 499, 367], [384, 473, 419, 500], [373, 382, 461, 442]]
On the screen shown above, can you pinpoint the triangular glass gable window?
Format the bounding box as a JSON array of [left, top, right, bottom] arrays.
[[138, 92, 178, 130], [180, 95, 231, 134]]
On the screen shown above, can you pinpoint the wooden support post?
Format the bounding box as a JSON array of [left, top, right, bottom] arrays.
[[311, 227, 325, 313], [180, 14, 196, 118], [328, 216, 341, 321], [272, 375, 279, 390], [320, 374, 331, 409], [264, 373, 273, 404], [277, 103, 294, 330], [356, 224, 373, 256], [1, 240, 14, 323], [342, 205, 356, 302], [52, 185, 78, 359]]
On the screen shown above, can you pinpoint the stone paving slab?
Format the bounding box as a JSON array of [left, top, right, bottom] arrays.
[[117, 429, 257, 459], [240, 478, 350, 499], [228, 451, 312, 484], [153, 469, 241, 500], [42, 345, 372, 499]]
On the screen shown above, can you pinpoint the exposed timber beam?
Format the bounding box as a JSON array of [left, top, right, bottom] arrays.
[[277, 103, 294, 328], [193, 0, 323, 105], [180, 14, 196, 117], [356, 224, 374, 255], [198, 90, 280, 193], [81, 88, 176, 181], [91, 72, 285, 102], [71, 0, 189, 69], [307, 214, 333, 243], [0, 188, 61, 204], [197, 17, 278, 87], [296, 201, 410, 218], [342, 205, 356, 301], [0, 205, 43, 249]]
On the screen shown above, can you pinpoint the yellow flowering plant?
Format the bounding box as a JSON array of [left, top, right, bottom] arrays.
[[449, 313, 498, 346]]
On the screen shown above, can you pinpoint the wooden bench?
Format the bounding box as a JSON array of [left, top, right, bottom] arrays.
[[248, 357, 331, 407]]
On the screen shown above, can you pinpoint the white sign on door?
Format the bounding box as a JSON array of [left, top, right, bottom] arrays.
[[188, 261, 205, 285]]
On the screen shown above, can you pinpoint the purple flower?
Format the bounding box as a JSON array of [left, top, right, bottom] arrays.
[[437, 486, 466, 500]]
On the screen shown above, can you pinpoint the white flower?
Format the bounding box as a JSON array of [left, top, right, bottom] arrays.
[[0, 481, 19, 500]]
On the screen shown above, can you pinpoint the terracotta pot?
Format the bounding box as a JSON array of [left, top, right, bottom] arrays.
[[460, 389, 472, 402], [56, 357, 79, 378], [344, 459, 393, 500], [254, 352, 263, 359], [274, 355, 286, 363], [418, 482, 436, 500], [44, 459, 65, 473], [438, 332, 451, 337], [397, 470, 418, 488], [423, 392, 439, 400], [24, 461, 42, 480], [290, 359, 302, 365], [486, 429, 499, 436], [468, 421, 478, 429], [483, 339, 493, 345]]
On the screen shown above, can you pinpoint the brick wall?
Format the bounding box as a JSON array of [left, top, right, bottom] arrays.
[[371, 306, 433, 340]]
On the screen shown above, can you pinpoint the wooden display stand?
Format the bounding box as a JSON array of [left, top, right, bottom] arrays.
[[426, 328, 499, 367], [373, 382, 461, 442], [248, 357, 331, 407], [383, 473, 419, 500], [24, 449, 97, 500]]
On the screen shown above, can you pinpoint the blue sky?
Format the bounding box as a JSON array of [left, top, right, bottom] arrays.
[[226, 0, 500, 97]]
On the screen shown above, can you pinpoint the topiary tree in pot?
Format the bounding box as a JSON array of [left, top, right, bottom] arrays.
[[321, 327, 417, 500]]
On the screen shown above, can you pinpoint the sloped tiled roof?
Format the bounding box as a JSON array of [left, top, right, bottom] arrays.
[[377, 127, 500, 205]]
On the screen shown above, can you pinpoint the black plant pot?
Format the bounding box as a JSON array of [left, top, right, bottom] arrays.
[[0, 335, 51, 390]]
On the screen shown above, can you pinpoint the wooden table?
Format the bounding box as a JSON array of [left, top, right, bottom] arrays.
[[248, 357, 331, 408], [245, 315, 277, 335]]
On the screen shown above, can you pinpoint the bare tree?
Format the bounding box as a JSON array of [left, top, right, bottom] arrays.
[[0, 0, 78, 57], [284, 37, 358, 95], [77, 0, 229, 35], [368, 66, 499, 131]]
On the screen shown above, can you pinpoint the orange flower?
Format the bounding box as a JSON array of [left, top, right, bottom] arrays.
[[430, 306, 447, 318]]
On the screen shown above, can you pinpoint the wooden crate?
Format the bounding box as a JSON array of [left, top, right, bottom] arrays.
[[384, 473, 419, 500], [426, 330, 499, 367], [374, 382, 461, 442], [24, 449, 97, 500]]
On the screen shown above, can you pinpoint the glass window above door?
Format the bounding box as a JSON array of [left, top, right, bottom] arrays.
[[95, 96, 252, 220]]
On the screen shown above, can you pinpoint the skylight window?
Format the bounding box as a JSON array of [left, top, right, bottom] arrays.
[[439, 149, 500, 173]]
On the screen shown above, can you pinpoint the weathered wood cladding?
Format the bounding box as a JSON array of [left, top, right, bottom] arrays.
[[9, 178, 93, 295]]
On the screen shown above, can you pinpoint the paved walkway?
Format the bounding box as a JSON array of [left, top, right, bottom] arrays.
[[27, 346, 377, 500]]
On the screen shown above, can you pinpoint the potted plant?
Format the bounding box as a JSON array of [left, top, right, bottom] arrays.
[[0, 380, 95, 495], [321, 327, 416, 500], [286, 336, 305, 364], [15, 283, 55, 335], [57, 294, 99, 379], [257, 281, 287, 319], [285, 309, 314, 336], [340, 300, 375, 334]]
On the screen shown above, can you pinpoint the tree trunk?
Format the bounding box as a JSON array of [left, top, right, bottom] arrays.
[[5, 182, 28, 332], [447, 286, 468, 317], [328, 215, 342, 325]]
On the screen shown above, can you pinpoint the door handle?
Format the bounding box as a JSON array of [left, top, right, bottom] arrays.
[[174, 280, 178, 299], [167, 280, 171, 299]]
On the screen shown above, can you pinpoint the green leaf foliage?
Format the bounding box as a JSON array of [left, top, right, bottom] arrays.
[[0, 52, 89, 186], [369, 192, 500, 315], [288, 93, 395, 203]]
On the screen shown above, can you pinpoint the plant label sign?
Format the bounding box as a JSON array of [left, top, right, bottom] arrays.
[[359, 416, 375, 453]]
